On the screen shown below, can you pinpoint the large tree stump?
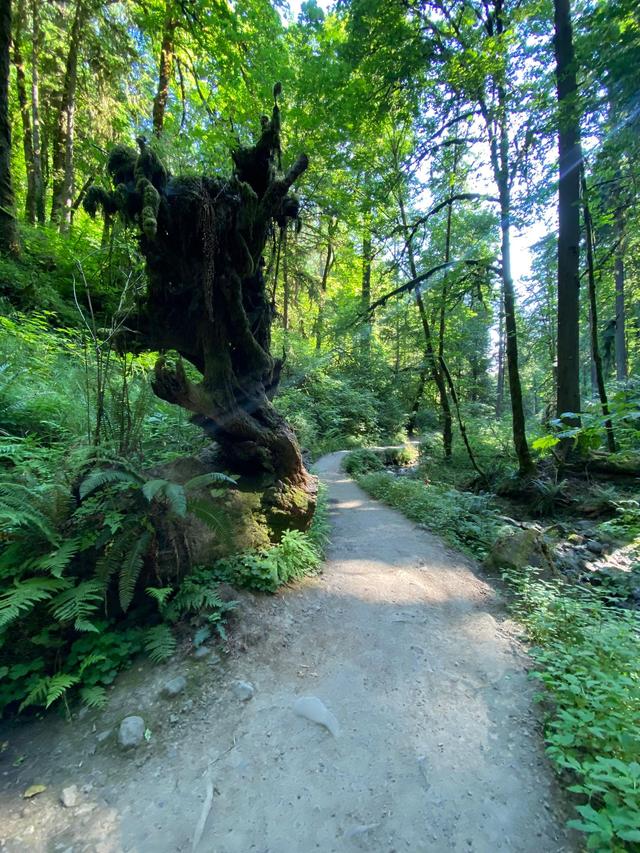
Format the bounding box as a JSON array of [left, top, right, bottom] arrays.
[[85, 92, 316, 531]]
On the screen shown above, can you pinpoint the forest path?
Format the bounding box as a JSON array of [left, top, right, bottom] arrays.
[[0, 451, 574, 852]]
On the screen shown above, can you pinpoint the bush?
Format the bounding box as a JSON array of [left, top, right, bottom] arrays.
[[504, 568, 640, 851], [343, 448, 385, 476]]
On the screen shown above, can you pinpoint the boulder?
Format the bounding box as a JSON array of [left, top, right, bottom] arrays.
[[485, 525, 557, 577]]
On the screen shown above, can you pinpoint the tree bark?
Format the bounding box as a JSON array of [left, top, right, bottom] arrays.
[[0, 0, 19, 255], [479, 1, 533, 475], [50, 0, 86, 230], [314, 215, 336, 352], [360, 224, 372, 358], [614, 205, 627, 382], [496, 286, 505, 416], [152, 0, 177, 137], [398, 194, 452, 457], [13, 0, 35, 223], [31, 0, 44, 223], [581, 171, 616, 453], [84, 101, 316, 530], [554, 0, 582, 428]]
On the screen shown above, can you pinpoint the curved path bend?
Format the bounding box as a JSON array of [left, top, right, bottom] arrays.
[[0, 451, 574, 852]]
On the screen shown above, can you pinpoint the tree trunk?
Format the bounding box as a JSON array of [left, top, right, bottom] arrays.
[[581, 171, 616, 453], [31, 0, 44, 223], [50, 0, 86, 230], [398, 194, 452, 457], [614, 205, 627, 382], [554, 0, 582, 428], [496, 286, 505, 416], [314, 215, 336, 352], [0, 0, 19, 255], [360, 225, 372, 358], [282, 225, 289, 331], [84, 99, 316, 530], [13, 0, 35, 223], [152, 0, 177, 137]]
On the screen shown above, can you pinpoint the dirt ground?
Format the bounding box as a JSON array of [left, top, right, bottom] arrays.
[[0, 451, 576, 852]]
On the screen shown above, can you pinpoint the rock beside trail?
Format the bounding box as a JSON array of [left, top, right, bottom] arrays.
[[485, 526, 556, 577], [193, 646, 211, 659], [231, 680, 255, 701], [118, 716, 145, 749], [60, 785, 79, 808], [162, 676, 187, 697]]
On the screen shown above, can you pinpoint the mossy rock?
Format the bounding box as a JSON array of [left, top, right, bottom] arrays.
[[485, 525, 557, 578]]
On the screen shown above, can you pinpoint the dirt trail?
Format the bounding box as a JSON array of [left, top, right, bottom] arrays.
[[0, 451, 574, 853]]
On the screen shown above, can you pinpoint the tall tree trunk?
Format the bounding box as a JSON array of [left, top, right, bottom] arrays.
[[13, 0, 35, 223], [554, 0, 582, 428], [496, 287, 505, 416], [282, 225, 289, 331], [614, 205, 627, 382], [314, 215, 336, 352], [0, 0, 19, 255], [31, 0, 44, 223], [360, 225, 372, 358], [152, 0, 177, 137], [398, 195, 452, 457], [582, 171, 616, 453], [477, 1, 532, 475], [50, 0, 86, 230]]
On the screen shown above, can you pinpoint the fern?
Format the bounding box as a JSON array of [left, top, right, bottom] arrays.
[[0, 576, 68, 628], [37, 538, 82, 578], [79, 685, 108, 709], [79, 467, 143, 500], [0, 480, 59, 544], [77, 652, 107, 675], [164, 482, 187, 517], [19, 673, 79, 712], [141, 478, 169, 502], [118, 530, 151, 611], [144, 624, 177, 663], [146, 585, 174, 609], [49, 580, 104, 631], [184, 472, 238, 490]]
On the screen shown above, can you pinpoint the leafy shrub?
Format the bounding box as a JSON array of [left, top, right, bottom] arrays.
[[504, 568, 640, 851], [343, 448, 384, 476], [216, 530, 321, 593]]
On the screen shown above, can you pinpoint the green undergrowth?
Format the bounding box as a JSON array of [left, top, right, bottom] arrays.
[[357, 469, 500, 560], [353, 461, 640, 851], [504, 568, 640, 852], [214, 484, 329, 593]]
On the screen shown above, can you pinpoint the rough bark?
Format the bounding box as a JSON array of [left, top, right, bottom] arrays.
[[614, 205, 627, 382], [314, 215, 336, 352], [398, 194, 452, 457], [50, 0, 86, 229], [13, 0, 35, 223], [0, 0, 19, 255], [31, 0, 44, 224], [479, 1, 533, 476], [85, 97, 316, 530], [554, 0, 582, 428], [581, 171, 616, 453], [152, 0, 177, 137]]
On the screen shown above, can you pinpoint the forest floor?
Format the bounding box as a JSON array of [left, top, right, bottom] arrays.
[[0, 451, 576, 853]]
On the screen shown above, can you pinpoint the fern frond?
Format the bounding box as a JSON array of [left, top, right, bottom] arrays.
[[37, 538, 82, 578], [44, 673, 79, 708], [118, 530, 151, 612], [141, 478, 169, 503], [146, 586, 174, 609], [143, 624, 176, 663], [78, 653, 107, 675], [0, 481, 59, 544], [79, 468, 143, 500], [0, 577, 68, 628], [164, 482, 187, 517], [185, 472, 238, 491], [80, 685, 108, 709], [187, 498, 224, 532], [49, 580, 104, 629]]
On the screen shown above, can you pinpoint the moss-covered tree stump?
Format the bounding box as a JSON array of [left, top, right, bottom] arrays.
[[86, 90, 316, 532]]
